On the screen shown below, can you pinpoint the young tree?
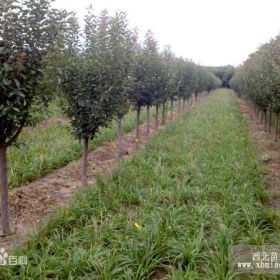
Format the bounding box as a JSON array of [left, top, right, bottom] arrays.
[[106, 12, 134, 157], [61, 55, 112, 186], [129, 30, 164, 139], [129, 36, 149, 140], [141, 30, 159, 134], [0, 0, 62, 234], [61, 9, 117, 186], [162, 46, 177, 121], [182, 61, 197, 108], [151, 53, 169, 128], [32, 9, 78, 126], [175, 58, 188, 115]]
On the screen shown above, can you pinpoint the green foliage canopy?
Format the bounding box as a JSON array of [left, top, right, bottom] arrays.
[[0, 0, 63, 147], [230, 37, 280, 114]]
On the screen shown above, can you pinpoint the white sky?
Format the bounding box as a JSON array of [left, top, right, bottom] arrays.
[[53, 0, 280, 67]]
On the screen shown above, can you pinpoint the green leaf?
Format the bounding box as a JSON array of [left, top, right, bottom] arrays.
[[4, 63, 12, 71], [13, 78, 21, 89], [12, 107, 20, 112], [3, 78, 11, 86]]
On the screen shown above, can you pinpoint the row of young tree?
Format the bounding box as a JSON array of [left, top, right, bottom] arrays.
[[0, 0, 221, 234], [230, 36, 280, 141], [61, 7, 222, 185]]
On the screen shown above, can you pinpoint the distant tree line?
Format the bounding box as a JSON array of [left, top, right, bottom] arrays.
[[0, 0, 221, 234], [207, 65, 235, 88]]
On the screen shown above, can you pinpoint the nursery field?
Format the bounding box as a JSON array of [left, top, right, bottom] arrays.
[[1, 89, 278, 279], [8, 106, 159, 189]]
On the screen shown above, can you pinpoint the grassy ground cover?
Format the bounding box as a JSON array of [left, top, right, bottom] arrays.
[[8, 105, 160, 189], [2, 89, 278, 279]]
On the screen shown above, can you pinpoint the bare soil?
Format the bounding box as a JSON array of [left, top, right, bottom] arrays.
[[236, 97, 280, 208]]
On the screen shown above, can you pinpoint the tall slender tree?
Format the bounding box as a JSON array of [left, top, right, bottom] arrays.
[[162, 46, 177, 121], [61, 8, 118, 186], [107, 12, 134, 157], [129, 30, 160, 135], [0, 0, 64, 235], [142, 31, 159, 134]]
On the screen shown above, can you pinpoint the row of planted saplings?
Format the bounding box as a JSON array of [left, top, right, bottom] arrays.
[[247, 101, 279, 142]]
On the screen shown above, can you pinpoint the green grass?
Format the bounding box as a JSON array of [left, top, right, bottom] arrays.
[[2, 89, 278, 279], [8, 105, 161, 189], [26, 100, 63, 127]]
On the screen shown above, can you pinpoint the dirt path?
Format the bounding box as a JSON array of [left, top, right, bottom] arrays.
[[0, 101, 198, 251], [236, 97, 280, 208]]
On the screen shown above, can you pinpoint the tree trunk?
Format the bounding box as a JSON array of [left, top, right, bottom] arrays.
[[260, 110, 264, 124], [44, 109, 49, 127], [274, 113, 279, 142], [268, 111, 272, 133], [162, 101, 166, 125], [44, 102, 49, 127], [170, 98, 174, 121], [264, 110, 267, 130], [81, 137, 89, 187], [0, 145, 11, 235], [155, 104, 159, 130], [146, 105, 150, 135], [136, 105, 141, 141], [178, 98, 181, 115], [117, 116, 123, 158]]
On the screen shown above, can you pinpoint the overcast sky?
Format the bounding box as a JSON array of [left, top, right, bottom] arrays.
[[53, 0, 280, 67]]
